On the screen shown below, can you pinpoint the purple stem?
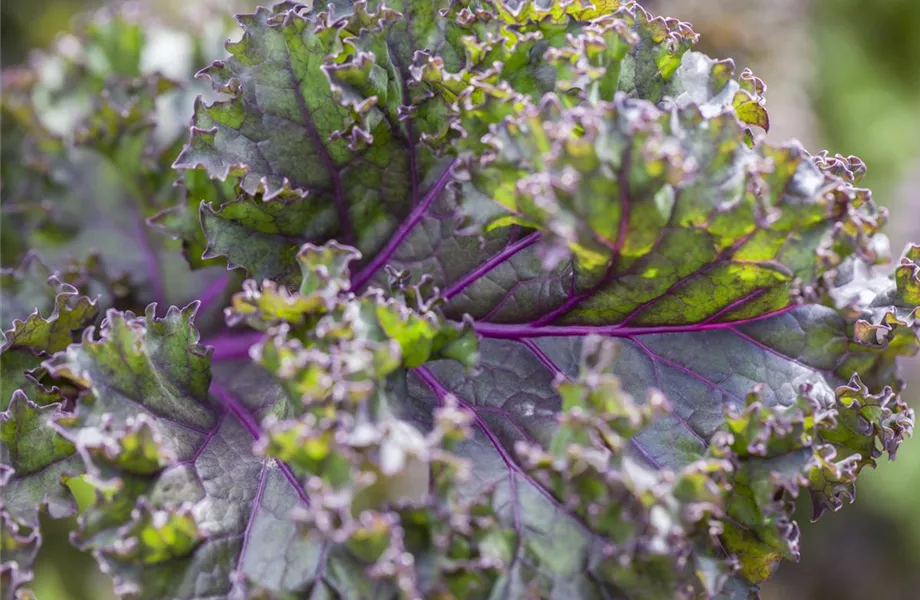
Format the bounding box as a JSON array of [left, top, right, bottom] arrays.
[[386, 41, 419, 209], [629, 337, 740, 404], [616, 229, 762, 328], [196, 274, 231, 315], [350, 160, 457, 290], [728, 326, 835, 377], [528, 281, 595, 328], [205, 331, 264, 361], [209, 381, 262, 438], [413, 365, 449, 406], [473, 304, 799, 340], [237, 464, 270, 572], [209, 382, 310, 505], [701, 288, 767, 324], [414, 366, 600, 538], [202, 304, 798, 365], [521, 339, 564, 378], [414, 367, 521, 526], [527, 149, 633, 327], [520, 339, 662, 467], [443, 231, 541, 300]]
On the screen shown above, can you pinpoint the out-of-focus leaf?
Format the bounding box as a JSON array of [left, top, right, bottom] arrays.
[[0, 6, 235, 312], [0, 252, 100, 412], [1, 393, 83, 593]]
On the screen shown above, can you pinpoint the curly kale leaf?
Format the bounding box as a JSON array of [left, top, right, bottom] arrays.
[[2, 1, 918, 599], [169, 0, 915, 595]]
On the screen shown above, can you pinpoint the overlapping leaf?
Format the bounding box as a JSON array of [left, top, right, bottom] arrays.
[[0, 5, 236, 311], [43, 304, 279, 599], [0, 6, 243, 596], [1, 254, 102, 407], [0, 393, 84, 596], [36, 251, 487, 598]]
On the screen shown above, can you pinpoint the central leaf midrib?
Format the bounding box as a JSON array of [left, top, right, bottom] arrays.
[[209, 382, 308, 505], [443, 231, 542, 301], [469, 304, 798, 339], [414, 365, 594, 535], [350, 159, 458, 290]]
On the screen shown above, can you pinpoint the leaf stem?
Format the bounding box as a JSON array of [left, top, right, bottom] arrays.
[[528, 148, 632, 326], [443, 231, 541, 300], [195, 273, 231, 315], [350, 159, 457, 290], [472, 304, 799, 339], [205, 331, 264, 361], [209, 381, 309, 505], [99, 151, 168, 307]]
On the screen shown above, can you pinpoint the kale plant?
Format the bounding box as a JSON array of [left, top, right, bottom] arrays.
[[2, 1, 919, 598]]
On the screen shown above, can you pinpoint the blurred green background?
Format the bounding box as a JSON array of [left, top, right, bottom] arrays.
[[2, 0, 919, 598]]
